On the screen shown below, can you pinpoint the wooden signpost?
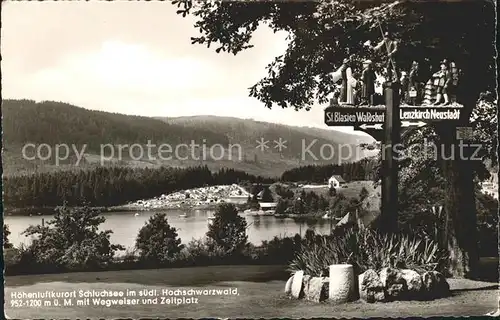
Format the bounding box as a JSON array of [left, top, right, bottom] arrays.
[[324, 106, 385, 127], [324, 83, 464, 232], [324, 106, 386, 141]]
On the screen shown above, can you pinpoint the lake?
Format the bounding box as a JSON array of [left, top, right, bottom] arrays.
[[4, 210, 332, 251]]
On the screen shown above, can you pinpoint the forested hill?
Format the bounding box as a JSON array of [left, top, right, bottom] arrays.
[[1, 99, 229, 150], [160, 115, 376, 163], [2, 99, 375, 177], [161, 115, 370, 146]]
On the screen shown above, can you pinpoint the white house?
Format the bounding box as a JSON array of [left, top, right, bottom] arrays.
[[225, 195, 250, 204], [259, 202, 277, 211], [328, 175, 346, 189]]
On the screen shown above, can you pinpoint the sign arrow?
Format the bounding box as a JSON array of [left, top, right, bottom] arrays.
[[401, 121, 426, 128], [324, 106, 385, 127], [359, 123, 383, 130]]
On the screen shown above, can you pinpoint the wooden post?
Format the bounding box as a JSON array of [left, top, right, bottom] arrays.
[[443, 207, 449, 251], [381, 82, 401, 233], [330, 211, 333, 235]]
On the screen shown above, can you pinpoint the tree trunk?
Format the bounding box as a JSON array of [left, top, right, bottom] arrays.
[[437, 124, 479, 278]]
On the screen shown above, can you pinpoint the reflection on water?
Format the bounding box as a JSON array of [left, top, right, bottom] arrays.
[[4, 210, 331, 250]]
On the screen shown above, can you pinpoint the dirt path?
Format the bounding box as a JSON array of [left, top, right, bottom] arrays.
[[5, 265, 499, 319]]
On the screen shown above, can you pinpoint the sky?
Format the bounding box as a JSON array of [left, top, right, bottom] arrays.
[[1, 1, 365, 135]]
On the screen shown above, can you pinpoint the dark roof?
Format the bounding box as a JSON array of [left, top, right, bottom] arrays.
[[330, 175, 346, 183], [335, 210, 380, 229]]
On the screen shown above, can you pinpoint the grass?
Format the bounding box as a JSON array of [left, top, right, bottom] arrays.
[[5, 265, 289, 287], [299, 181, 376, 199], [298, 180, 381, 211], [5, 265, 498, 318]]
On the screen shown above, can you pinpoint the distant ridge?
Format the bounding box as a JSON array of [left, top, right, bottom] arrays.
[[2, 99, 375, 177]]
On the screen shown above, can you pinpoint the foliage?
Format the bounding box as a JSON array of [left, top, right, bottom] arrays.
[[273, 184, 294, 199], [288, 227, 445, 277], [3, 247, 20, 266], [281, 158, 378, 182], [274, 187, 355, 216], [258, 235, 303, 264], [469, 94, 498, 166], [179, 237, 229, 266], [135, 213, 184, 264], [359, 186, 369, 202], [274, 198, 288, 215], [206, 203, 248, 255], [3, 224, 13, 249], [393, 94, 498, 255], [328, 186, 337, 197], [173, 1, 495, 110], [261, 187, 274, 202], [475, 191, 499, 257], [291, 198, 306, 215], [328, 193, 356, 218], [246, 196, 261, 210], [20, 205, 124, 271], [6, 232, 304, 275], [173, 0, 496, 277]]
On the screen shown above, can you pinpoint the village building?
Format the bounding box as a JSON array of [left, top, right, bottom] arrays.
[[328, 175, 346, 189], [259, 202, 277, 212]]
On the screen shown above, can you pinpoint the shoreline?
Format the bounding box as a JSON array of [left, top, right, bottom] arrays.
[[3, 204, 223, 216], [4, 206, 329, 220], [3, 184, 254, 216]]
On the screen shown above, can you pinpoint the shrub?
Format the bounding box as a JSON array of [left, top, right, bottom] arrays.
[[3, 246, 21, 266], [4, 224, 13, 249], [118, 248, 140, 267], [180, 237, 231, 266], [288, 226, 445, 277], [275, 198, 289, 215], [135, 213, 184, 265], [274, 185, 294, 199], [476, 192, 499, 257], [207, 203, 248, 255], [291, 199, 305, 215], [329, 186, 337, 197], [20, 205, 124, 271], [359, 187, 369, 201], [258, 235, 302, 264]]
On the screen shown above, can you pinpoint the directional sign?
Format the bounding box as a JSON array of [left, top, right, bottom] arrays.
[[401, 121, 426, 128], [399, 106, 462, 122], [358, 123, 383, 130], [324, 106, 385, 127]]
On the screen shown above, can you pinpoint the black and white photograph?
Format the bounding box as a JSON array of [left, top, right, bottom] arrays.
[[1, 0, 498, 318]]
